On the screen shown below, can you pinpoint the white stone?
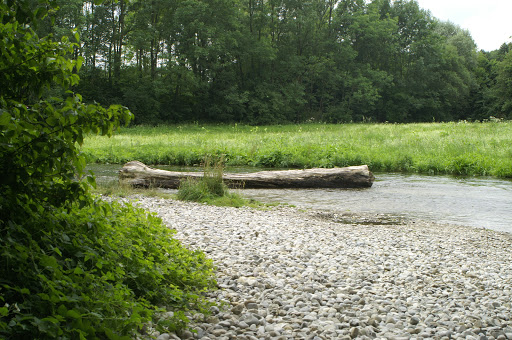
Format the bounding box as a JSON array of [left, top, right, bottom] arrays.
[[118, 196, 512, 340]]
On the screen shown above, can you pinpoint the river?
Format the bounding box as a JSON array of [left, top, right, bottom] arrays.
[[89, 164, 512, 234]]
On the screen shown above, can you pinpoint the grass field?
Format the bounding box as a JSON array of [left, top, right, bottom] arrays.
[[82, 122, 512, 178]]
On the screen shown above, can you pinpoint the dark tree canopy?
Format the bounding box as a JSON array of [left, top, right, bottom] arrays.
[[40, 0, 512, 124]]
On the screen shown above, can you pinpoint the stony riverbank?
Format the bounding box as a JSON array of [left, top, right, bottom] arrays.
[[125, 196, 512, 340]]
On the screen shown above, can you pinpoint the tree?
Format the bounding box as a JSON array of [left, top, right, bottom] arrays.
[[0, 1, 130, 206], [328, 0, 395, 122], [494, 51, 512, 118]]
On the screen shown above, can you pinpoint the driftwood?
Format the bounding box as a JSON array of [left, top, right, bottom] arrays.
[[119, 161, 375, 189]]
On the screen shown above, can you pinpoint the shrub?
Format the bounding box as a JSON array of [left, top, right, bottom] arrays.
[[0, 198, 215, 339], [0, 2, 215, 338]]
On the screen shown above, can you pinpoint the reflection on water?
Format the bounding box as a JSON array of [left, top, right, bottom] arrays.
[[87, 164, 512, 234]]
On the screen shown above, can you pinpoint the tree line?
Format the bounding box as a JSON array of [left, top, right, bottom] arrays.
[[43, 0, 512, 124]]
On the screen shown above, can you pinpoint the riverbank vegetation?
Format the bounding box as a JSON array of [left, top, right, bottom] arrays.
[[176, 159, 264, 207], [83, 122, 512, 178], [92, 157, 268, 207], [0, 2, 215, 339]]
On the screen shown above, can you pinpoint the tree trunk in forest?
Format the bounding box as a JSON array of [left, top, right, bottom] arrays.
[[118, 161, 375, 189], [113, 0, 125, 83]]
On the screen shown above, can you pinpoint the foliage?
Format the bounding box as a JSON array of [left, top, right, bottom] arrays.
[[0, 199, 215, 339], [494, 51, 512, 118], [83, 122, 512, 178], [40, 0, 512, 124], [93, 179, 174, 199], [177, 157, 259, 207], [0, 1, 215, 338], [177, 178, 255, 207], [0, 0, 132, 209], [178, 158, 226, 201], [470, 44, 512, 121]]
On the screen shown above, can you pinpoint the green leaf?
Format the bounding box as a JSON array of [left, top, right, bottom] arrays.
[[86, 175, 96, 189], [102, 271, 115, 281], [66, 309, 81, 319], [57, 305, 68, 316], [73, 267, 84, 275], [38, 293, 50, 301], [0, 111, 11, 125], [0, 307, 8, 317], [105, 328, 119, 340], [35, 7, 47, 19], [40, 255, 59, 270], [42, 316, 60, 324]]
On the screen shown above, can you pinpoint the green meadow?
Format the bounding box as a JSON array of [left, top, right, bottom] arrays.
[[82, 122, 512, 178]]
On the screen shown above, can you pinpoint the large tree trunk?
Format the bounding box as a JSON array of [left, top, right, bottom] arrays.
[[119, 161, 375, 189]]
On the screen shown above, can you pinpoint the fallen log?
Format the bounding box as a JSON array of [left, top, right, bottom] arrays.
[[118, 161, 375, 189]]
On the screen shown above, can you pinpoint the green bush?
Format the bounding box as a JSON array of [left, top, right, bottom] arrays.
[[0, 2, 215, 338], [0, 198, 215, 339]]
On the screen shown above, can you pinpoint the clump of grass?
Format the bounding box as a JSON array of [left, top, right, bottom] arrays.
[[177, 156, 262, 207], [93, 179, 173, 199]]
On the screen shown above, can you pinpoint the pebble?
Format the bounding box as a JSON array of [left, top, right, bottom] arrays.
[[122, 196, 512, 340]]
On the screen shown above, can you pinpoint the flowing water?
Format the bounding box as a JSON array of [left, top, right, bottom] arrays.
[[240, 174, 512, 234], [89, 164, 512, 234]]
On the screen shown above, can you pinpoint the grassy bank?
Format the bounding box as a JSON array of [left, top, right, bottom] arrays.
[[82, 122, 512, 178]]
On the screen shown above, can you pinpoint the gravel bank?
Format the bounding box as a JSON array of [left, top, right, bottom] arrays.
[[127, 196, 512, 340]]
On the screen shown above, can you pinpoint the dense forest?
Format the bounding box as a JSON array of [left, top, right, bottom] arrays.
[[42, 0, 512, 124]]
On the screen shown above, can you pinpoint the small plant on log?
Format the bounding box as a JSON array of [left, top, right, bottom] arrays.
[[177, 156, 256, 207]]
